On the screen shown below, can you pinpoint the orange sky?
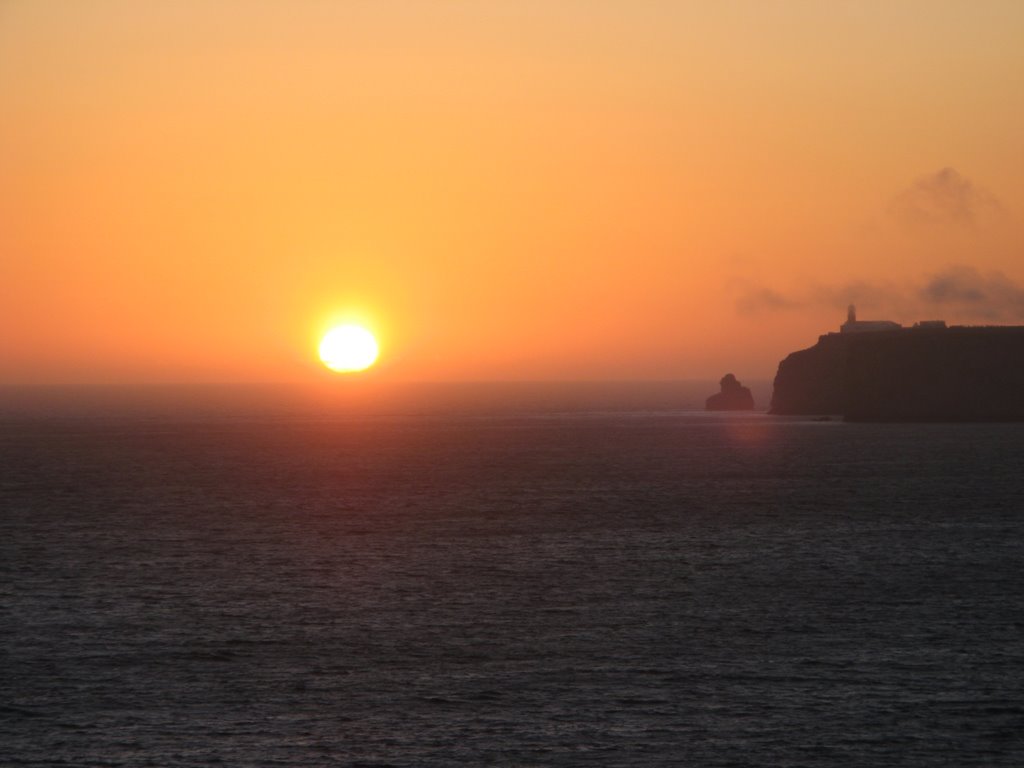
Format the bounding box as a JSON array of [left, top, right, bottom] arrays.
[[2, 1, 1023, 384]]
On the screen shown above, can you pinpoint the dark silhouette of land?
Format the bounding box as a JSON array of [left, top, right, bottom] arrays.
[[771, 325, 1024, 421], [706, 374, 755, 411]]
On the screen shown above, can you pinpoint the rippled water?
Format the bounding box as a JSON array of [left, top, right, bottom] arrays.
[[3, 388, 1024, 765]]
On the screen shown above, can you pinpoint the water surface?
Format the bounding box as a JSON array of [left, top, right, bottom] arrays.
[[3, 385, 1023, 765]]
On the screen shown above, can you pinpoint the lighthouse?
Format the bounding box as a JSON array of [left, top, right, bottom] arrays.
[[840, 304, 901, 333]]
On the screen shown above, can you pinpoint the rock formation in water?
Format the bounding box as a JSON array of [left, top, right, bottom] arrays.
[[770, 326, 1024, 421], [706, 373, 755, 411]]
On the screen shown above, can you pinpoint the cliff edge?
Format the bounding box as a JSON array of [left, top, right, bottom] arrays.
[[770, 327, 1024, 421]]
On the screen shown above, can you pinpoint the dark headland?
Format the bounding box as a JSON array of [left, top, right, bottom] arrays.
[[770, 305, 1024, 421]]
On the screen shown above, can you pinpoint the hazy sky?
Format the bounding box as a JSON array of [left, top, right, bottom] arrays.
[[2, 1, 1022, 383]]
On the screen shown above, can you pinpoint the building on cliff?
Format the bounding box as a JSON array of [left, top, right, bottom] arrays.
[[770, 320, 1024, 421], [840, 304, 901, 333]]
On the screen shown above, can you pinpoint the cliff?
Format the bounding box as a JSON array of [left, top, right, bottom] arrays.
[[770, 327, 1024, 421], [769, 333, 849, 416]]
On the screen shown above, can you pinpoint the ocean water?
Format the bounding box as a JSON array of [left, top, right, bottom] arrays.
[[2, 384, 1024, 766]]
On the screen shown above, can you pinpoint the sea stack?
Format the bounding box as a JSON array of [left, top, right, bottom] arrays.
[[706, 374, 755, 411]]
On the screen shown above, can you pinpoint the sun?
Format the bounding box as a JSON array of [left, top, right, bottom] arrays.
[[318, 324, 379, 372]]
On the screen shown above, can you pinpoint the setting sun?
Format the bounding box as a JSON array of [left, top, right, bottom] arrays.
[[318, 325, 379, 373]]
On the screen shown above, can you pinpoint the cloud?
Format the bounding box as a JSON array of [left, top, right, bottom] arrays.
[[889, 167, 1003, 228], [813, 279, 906, 314], [735, 278, 903, 317], [735, 265, 1024, 322], [735, 287, 800, 315], [919, 265, 1024, 321]]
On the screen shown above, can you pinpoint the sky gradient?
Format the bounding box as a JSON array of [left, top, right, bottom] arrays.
[[2, 1, 1023, 384]]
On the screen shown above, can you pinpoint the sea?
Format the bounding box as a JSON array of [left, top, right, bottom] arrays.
[[3, 382, 1024, 766]]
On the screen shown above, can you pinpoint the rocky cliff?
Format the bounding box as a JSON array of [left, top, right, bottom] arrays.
[[706, 373, 755, 411], [770, 327, 1024, 421]]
